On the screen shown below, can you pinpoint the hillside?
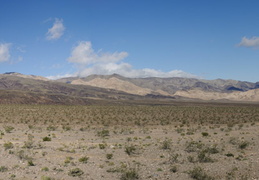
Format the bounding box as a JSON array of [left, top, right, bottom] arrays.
[[0, 72, 258, 104], [60, 74, 259, 102]]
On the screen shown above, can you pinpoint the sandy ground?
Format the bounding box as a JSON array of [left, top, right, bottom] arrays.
[[0, 104, 258, 180], [0, 122, 259, 180]]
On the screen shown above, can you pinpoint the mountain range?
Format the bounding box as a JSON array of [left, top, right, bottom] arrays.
[[0, 72, 258, 105]]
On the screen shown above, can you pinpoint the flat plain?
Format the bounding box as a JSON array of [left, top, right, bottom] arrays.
[[0, 103, 259, 180]]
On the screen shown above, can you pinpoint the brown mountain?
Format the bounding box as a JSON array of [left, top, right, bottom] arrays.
[[59, 74, 259, 102], [0, 72, 258, 104]]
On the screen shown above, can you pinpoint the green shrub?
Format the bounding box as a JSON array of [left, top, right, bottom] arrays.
[[68, 168, 84, 177], [125, 145, 136, 155], [41, 167, 49, 171], [197, 150, 214, 163], [97, 129, 110, 137], [225, 153, 234, 157], [41, 176, 55, 180], [188, 166, 214, 180], [99, 143, 106, 149], [42, 137, 51, 141], [106, 153, 113, 160], [78, 156, 89, 164], [170, 165, 178, 173], [239, 141, 249, 149], [4, 126, 14, 133], [4, 141, 14, 150], [27, 160, 35, 166], [201, 132, 209, 137], [0, 166, 8, 172], [161, 139, 171, 150], [120, 167, 139, 180], [185, 141, 204, 152]]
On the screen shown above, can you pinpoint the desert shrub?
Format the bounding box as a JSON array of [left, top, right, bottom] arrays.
[[97, 129, 110, 137], [42, 136, 51, 141], [187, 155, 196, 163], [62, 125, 71, 131], [203, 145, 219, 154], [78, 156, 89, 164], [27, 160, 35, 166], [106, 153, 113, 160], [188, 166, 214, 180], [99, 143, 107, 149], [41, 167, 49, 171], [16, 150, 31, 160], [239, 141, 249, 149], [125, 145, 136, 155], [197, 150, 214, 163], [4, 141, 14, 150], [170, 165, 178, 173], [46, 125, 58, 131], [169, 153, 179, 164], [4, 126, 14, 133], [225, 153, 234, 157], [23, 141, 34, 149], [41, 176, 55, 180], [64, 156, 73, 164], [161, 139, 172, 150], [0, 166, 8, 172], [201, 132, 209, 137], [120, 167, 139, 180], [68, 168, 84, 177], [185, 141, 204, 152]]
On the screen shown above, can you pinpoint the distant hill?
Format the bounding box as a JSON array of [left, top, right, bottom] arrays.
[[59, 73, 259, 102], [0, 72, 258, 104]]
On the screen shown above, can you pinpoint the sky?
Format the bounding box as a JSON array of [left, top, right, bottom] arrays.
[[0, 0, 259, 82]]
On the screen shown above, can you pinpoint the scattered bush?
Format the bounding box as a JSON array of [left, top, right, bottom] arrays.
[[170, 165, 178, 173], [27, 160, 35, 166], [197, 150, 214, 163], [4, 141, 14, 150], [161, 139, 172, 150], [188, 166, 214, 180], [0, 166, 8, 172], [125, 145, 136, 155], [97, 129, 110, 137], [42, 136, 51, 142], [4, 126, 14, 133], [106, 153, 113, 160], [41, 167, 49, 171], [120, 167, 139, 180], [239, 141, 249, 149], [68, 168, 84, 177], [201, 132, 209, 137], [78, 156, 89, 164]]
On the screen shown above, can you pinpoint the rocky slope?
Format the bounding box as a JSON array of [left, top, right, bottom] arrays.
[[59, 74, 259, 102], [1, 72, 258, 103]]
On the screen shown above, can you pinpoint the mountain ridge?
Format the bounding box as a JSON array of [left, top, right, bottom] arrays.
[[1, 72, 258, 104]]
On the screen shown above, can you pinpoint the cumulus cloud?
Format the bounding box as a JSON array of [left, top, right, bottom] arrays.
[[68, 41, 128, 65], [46, 18, 65, 40], [65, 41, 198, 79], [238, 36, 259, 48], [0, 43, 11, 62]]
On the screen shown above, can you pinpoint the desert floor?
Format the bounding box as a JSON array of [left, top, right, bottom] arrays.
[[0, 104, 258, 180]]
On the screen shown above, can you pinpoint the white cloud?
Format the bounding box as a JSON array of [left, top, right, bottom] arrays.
[[0, 43, 11, 62], [77, 62, 197, 78], [46, 18, 65, 40], [58, 41, 198, 79], [68, 41, 128, 65], [238, 36, 259, 48], [47, 73, 75, 80]]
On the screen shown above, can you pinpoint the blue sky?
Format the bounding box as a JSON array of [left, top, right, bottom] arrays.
[[0, 0, 259, 82]]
